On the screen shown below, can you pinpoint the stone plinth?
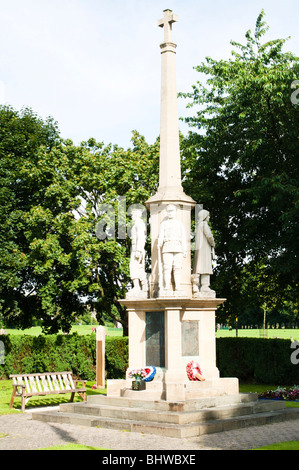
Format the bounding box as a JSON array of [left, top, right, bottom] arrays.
[[107, 377, 238, 402], [108, 296, 239, 402]]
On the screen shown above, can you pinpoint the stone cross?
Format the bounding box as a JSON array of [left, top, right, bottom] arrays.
[[145, 8, 195, 297], [158, 9, 178, 43]]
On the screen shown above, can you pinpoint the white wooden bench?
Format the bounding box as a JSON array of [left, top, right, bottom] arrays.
[[9, 371, 87, 412]]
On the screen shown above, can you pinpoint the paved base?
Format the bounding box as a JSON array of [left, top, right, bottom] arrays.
[[0, 411, 299, 450], [31, 392, 299, 438]]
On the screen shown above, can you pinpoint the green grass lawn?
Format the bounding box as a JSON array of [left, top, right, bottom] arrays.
[[216, 328, 299, 340], [39, 443, 109, 450], [3, 325, 123, 337], [0, 379, 106, 414], [254, 441, 299, 450], [3, 326, 298, 340]]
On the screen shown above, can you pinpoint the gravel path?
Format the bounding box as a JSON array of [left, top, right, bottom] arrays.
[[0, 408, 299, 451]]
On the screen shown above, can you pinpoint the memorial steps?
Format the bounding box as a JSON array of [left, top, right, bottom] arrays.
[[32, 393, 299, 438]]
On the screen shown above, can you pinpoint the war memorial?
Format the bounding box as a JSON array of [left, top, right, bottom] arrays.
[[33, 9, 298, 437]]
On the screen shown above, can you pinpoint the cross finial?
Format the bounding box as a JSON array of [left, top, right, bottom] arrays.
[[158, 9, 178, 43]]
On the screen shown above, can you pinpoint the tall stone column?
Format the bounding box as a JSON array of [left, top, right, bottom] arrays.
[[158, 10, 181, 194], [146, 9, 195, 297]]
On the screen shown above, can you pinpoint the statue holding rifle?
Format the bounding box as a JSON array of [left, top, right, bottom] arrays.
[[158, 204, 187, 293], [192, 209, 216, 297], [126, 208, 147, 298]]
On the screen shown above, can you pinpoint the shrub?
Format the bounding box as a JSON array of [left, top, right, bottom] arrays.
[[1, 334, 297, 385], [216, 337, 299, 385], [0, 334, 129, 381], [105, 336, 128, 379]]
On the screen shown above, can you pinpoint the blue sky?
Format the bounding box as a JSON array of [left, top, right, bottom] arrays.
[[0, 0, 298, 148]]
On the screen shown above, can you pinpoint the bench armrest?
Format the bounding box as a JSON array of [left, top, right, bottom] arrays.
[[12, 383, 25, 394], [73, 379, 87, 387]]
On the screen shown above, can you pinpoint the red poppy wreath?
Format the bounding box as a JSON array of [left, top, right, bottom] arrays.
[[186, 361, 205, 381]]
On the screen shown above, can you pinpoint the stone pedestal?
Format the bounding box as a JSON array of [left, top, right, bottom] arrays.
[[108, 297, 239, 401]]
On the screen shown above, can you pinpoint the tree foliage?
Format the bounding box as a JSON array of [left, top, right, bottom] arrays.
[[0, 105, 158, 334], [180, 11, 299, 322], [68, 133, 159, 334]]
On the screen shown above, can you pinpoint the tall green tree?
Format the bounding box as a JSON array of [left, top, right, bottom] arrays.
[[0, 106, 86, 332], [0, 105, 158, 334], [68, 132, 159, 335], [180, 11, 299, 321]]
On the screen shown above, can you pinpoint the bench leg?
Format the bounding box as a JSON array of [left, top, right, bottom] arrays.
[[9, 386, 17, 409], [69, 391, 86, 402], [21, 394, 26, 412], [78, 391, 86, 402]]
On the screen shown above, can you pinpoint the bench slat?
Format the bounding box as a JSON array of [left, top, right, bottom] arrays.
[[18, 376, 27, 393], [24, 377, 30, 393], [36, 376, 43, 393], [17, 377, 23, 387], [47, 375, 54, 391], [58, 375, 64, 390], [52, 375, 60, 391], [29, 376, 38, 394], [41, 375, 49, 392], [62, 373, 71, 390], [67, 373, 75, 389]]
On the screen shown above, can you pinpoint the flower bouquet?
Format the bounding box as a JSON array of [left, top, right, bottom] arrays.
[[128, 368, 147, 380], [128, 368, 147, 390]]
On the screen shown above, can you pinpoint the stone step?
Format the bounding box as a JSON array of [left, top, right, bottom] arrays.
[[86, 392, 258, 411], [194, 408, 299, 437], [32, 406, 299, 439], [57, 399, 286, 425], [32, 391, 299, 438]]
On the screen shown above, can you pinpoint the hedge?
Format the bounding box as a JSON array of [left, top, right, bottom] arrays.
[[0, 334, 128, 381], [1, 335, 298, 385], [216, 337, 299, 385]]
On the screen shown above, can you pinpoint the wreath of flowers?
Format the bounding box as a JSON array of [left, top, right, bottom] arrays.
[[143, 366, 156, 382], [186, 360, 203, 381], [128, 366, 157, 382]]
